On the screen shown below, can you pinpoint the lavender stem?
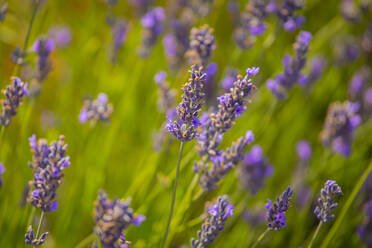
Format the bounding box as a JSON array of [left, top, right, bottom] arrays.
[[251, 228, 269, 248], [74, 232, 95, 248], [308, 221, 323, 248], [162, 141, 185, 248], [34, 211, 44, 248]]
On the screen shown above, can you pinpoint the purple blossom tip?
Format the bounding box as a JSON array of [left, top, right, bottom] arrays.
[[154, 71, 167, 84], [296, 140, 312, 161], [0, 163, 5, 174], [132, 214, 146, 226], [246, 67, 260, 77]]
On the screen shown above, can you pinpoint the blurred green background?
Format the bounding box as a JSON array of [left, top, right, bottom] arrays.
[[0, 0, 372, 247]]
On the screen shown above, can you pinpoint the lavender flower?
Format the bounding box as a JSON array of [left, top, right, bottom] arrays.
[[94, 190, 144, 248], [241, 0, 270, 36], [314, 180, 342, 223], [110, 19, 129, 62], [340, 0, 362, 23], [304, 56, 325, 87], [138, 7, 165, 57], [320, 101, 361, 157], [27, 135, 70, 212], [0, 77, 29, 126], [189, 0, 214, 18], [79, 93, 113, 124], [266, 31, 312, 99], [0, 3, 7, 23], [32, 38, 55, 82], [48, 25, 72, 48], [239, 145, 273, 194], [265, 186, 293, 230], [186, 25, 216, 66], [357, 199, 372, 247], [276, 0, 305, 32], [296, 140, 312, 161], [154, 71, 176, 113], [0, 162, 4, 187], [167, 65, 206, 142], [221, 67, 238, 91], [25, 225, 48, 246], [348, 67, 371, 100], [191, 195, 234, 247], [333, 37, 360, 65]]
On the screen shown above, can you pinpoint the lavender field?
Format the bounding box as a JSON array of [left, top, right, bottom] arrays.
[[0, 0, 372, 247]]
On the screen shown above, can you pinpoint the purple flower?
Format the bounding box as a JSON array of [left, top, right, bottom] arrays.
[[276, 0, 305, 32], [186, 25, 216, 66], [48, 25, 72, 48], [0, 162, 4, 188], [110, 19, 129, 62], [167, 66, 206, 142], [320, 101, 360, 157], [94, 190, 144, 247], [25, 225, 48, 246], [314, 180, 342, 223], [0, 77, 29, 126], [191, 195, 234, 247], [221, 67, 238, 91], [132, 214, 146, 226], [265, 186, 293, 230], [304, 56, 325, 87], [32, 38, 54, 82], [27, 135, 70, 212], [239, 145, 273, 195], [267, 31, 312, 100], [79, 93, 113, 124], [296, 140, 312, 161], [154, 71, 167, 84], [348, 67, 371, 100]]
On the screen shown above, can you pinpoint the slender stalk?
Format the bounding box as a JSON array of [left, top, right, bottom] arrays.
[[308, 221, 323, 248], [251, 228, 270, 248], [161, 141, 185, 248], [320, 159, 372, 248], [75, 232, 95, 248], [27, 207, 36, 227], [0, 125, 4, 143], [33, 211, 44, 248]]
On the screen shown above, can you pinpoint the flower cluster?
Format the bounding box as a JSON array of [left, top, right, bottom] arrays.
[[265, 186, 293, 230], [0, 2, 7, 23], [32, 38, 55, 82], [27, 135, 70, 212], [48, 25, 72, 48], [266, 31, 312, 99], [221, 67, 238, 91], [238, 145, 273, 195], [154, 71, 176, 113], [138, 7, 165, 57], [25, 225, 48, 246], [191, 195, 234, 247], [275, 0, 305, 32], [167, 65, 206, 142], [93, 190, 145, 248], [186, 25, 216, 66], [79, 93, 113, 124], [304, 56, 325, 88], [348, 66, 371, 101], [357, 199, 372, 247], [314, 180, 342, 223], [296, 140, 312, 162], [320, 101, 361, 157], [0, 77, 29, 126], [0, 162, 4, 188], [110, 19, 129, 62]]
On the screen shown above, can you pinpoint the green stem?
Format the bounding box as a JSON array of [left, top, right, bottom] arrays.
[[0, 125, 4, 143], [308, 221, 323, 248], [320, 159, 372, 248], [33, 211, 44, 248], [75, 232, 96, 248], [161, 141, 185, 248], [27, 207, 36, 226], [251, 228, 270, 248]]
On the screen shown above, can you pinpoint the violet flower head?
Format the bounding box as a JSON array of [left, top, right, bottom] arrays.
[[296, 140, 311, 161], [348, 67, 371, 100], [94, 190, 144, 248], [32, 38, 55, 82], [0, 3, 7, 23], [265, 186, 293, 230], [167, 65, 206, 142], [138, 7, 165, 57], [27, 135, 70, 212], [305, 56, 325, 87], [241, 0, 269, 36], [221, 67, 238, 91], [0, 162, 4, 187], [186, 24, 216, 66], [266, 31, 312, 99], [48, 25, 72, 48], [357, 199, 372, 247], [154, 71, 176, 113], [314, 180, 342, 223], [334, 37, 360, 65], [111, 19, 129, 62], [191, 195, 234, 247], [0, 77, 29, 126], [79, 93, 113, 124], [25, 225, 48, 246], [239, 145, 273, 195], [276, 0, 305, 32], [320, 101, 361, 157]]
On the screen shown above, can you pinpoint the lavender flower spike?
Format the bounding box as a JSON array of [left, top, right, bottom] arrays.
[[276, 0, 305, 32], [167, 65, 206, 142], [0, 77, 29, 126], [154, 71, 176, 113], [191, 195, 234, 247], [32, 38, 55, 82], [0, 162, 5, 187], [265, 186, 293, 230], [27, 135, 70, 212], [320, 101, 360, 157], [186, 25, 216, 66], [266, 31, 312, 99], [94, 190, 144, 248], [25, 225, 48, 246], [296, 140, 312, 161], [314, 180, 342, 223], [79, 93, 113, 124]]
